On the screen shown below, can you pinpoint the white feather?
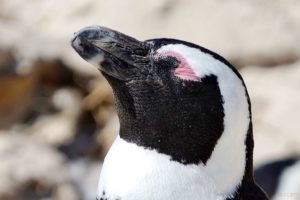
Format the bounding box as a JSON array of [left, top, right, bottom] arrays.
[[98, 136, 226, 200], [87, 54, 104, 67]]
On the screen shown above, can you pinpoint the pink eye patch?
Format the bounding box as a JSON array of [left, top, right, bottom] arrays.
[[158, 51, 201, 81]]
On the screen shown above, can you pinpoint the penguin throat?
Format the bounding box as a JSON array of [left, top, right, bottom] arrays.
[[115, 75, 224, 165], [159, 51, 201, 81]]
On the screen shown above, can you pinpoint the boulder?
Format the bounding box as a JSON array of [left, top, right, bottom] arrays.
[[0, 132, 80, 200]]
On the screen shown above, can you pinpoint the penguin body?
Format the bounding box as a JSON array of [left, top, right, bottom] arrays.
[[71, 26, 268, 200], [99, 136, 226, 200]]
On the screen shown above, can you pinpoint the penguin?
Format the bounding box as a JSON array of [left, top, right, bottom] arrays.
[[71, 26, 268, 200]]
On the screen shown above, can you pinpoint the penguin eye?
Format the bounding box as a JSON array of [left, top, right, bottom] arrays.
[[154, 53, 179, 68], [157, 51, 201, 82]]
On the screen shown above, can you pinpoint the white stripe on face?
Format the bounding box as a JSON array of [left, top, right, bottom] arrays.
[[157, 44, 250, 194]]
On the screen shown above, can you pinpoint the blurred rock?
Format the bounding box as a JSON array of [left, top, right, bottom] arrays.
[[0, 51, 85, 130], [0, 73, 37, 129], [68, 159, 101, 200], [0, 51, 18, 75], [242, 61, 300, 165], [81, 77, 117, 157], [83, 77, 114, 125], [34, 60, 75, 88], [54, 182, 80, 200], [0, 132, 80, 200], [97, 114, 119, 158], [0, 52, 38, 129], [29, 88, 82, 146]]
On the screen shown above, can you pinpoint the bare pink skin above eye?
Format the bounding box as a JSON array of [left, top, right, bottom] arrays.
[[158, 51, 201, 81]]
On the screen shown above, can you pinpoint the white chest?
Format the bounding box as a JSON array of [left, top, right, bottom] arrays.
[[97, 136, 241, 200]]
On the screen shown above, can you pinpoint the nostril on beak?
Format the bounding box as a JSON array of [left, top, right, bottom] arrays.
[[71, 31, 82, 44]]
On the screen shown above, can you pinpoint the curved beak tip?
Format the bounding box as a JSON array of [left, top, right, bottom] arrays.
[[71, 26, 151, 79]]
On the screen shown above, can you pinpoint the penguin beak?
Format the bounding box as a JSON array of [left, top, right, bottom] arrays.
[[71, 26, 151, 80]]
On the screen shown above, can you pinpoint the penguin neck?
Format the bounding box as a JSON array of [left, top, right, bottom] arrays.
[[99, 133, 256, 200], [118, 89, 254, 192], [113, 121, 255, 200]]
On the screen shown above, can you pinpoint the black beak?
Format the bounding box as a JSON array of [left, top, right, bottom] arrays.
[[71, 26, 151, 80]]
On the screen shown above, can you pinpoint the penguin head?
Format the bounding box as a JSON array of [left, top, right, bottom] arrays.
[[72, 26, 251, 169]]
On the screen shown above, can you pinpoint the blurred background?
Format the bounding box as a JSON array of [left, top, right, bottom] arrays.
[[0, 0, 299, 199]]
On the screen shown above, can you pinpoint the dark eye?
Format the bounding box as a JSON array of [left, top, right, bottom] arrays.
[[156, 56, 179, 68]]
